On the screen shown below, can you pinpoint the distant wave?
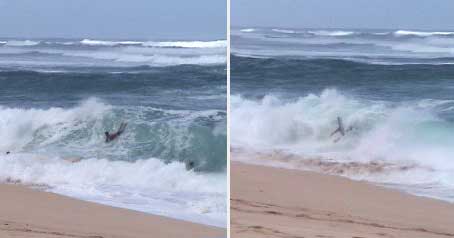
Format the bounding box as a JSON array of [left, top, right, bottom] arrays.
[[236, 27, 454, 38], [143, 40, 227, 48], [80, 39, 143, 46], [232, 27, 454, 64], [394, 30, 454, 37], [231, 88, 454, 177], [372, 32, 391, 36], [308, 30, 355, 36], [4, 40, 40, 47], [0, 38, 226, 68], [80, 39, 226, 48], [240, 28, 256, 32], [231, 52, 441, 66], [60, 50, 225, 66], [0, 39, 227, 49], [271, 28, 296, 34]]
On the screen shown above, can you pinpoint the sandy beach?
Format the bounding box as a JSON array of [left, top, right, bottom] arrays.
[[231, 161, 454, 238], [0, 184, 225, 238]]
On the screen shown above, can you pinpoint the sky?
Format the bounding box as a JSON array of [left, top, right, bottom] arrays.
[[232, 0, 454, 30], [0, 0, 226, 39]]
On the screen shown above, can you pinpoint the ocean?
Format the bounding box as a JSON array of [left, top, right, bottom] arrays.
[[231, 27, 454, 203], [0, 38, 227, 227]]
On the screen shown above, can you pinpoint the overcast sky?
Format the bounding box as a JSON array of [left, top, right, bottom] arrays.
[[0, 0, 226, 39], [232, 0, 454, 30]]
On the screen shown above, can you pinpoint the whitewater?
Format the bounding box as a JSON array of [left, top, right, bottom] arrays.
[[232, 27, 454, 64], [231, 27, 454, 203], [0, 38, 226, 70]]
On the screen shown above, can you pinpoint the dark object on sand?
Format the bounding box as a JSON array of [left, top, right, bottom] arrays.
[[105, 122, 127, 143]]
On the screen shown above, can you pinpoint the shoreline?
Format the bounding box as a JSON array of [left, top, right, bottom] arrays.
[[0, 183, 225, 238], [231, 161, 454, 238], [231, 148, 453, 203]]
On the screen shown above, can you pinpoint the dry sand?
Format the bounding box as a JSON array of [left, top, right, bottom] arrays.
[[0, 184, 225, 238], [231, 161, 454, 238]]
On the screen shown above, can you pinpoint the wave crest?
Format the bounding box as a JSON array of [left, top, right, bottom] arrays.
[[231, 89, 454, 170], [4, 40, 40, 46], [272, 29, 296, 34], [308, 30, 355, 36], [79, 39, 226, 48], [394, 30, 454, 37]]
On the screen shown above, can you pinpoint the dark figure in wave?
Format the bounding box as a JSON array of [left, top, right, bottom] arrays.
[[105, 122, 127, 143], [330, 117, 353, 143]]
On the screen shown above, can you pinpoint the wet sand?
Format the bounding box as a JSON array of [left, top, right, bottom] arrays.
[[231, 161, 454, 238], [0, 184, 225, 238]]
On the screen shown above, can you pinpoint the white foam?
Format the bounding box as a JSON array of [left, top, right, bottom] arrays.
[[0, 154, 226, 227], [80, 39, 143, 46], [272, 29, 296, 34], [0, 98, 110, 152], [240, 28, 256, 32], [143, 40, 227, 48], [0, 99, 227, 227], [308, 30, 355, 36], [7, 39, 225, 67], [231, 89, 454, 180], [60, 49, 225, 66], [5, 40, 40, 46], [394, 30, 454, 37], [148, 54, 226, 66], [232, 28, 454, 63], [80, 39, 226, 48], [372, 32, 391, 36]]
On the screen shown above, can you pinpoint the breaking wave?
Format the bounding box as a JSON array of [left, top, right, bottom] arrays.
[[0, 98, 227, 226], [231, 89, 454, 201]]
